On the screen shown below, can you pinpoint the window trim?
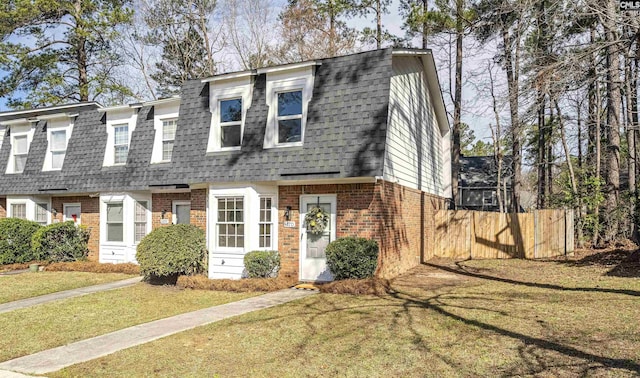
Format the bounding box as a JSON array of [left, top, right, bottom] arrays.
[[263, 68, 314, 149], [206, 78, 253, 153], [13, 135, 28, 173], [10, 203, 27, 219], [219, 97, 243, 149], [49, 129, 67, 170], [215, 196, 245, 252], [34, 202, 49, 225], [113, 124, 129, 165], [258, 196, 275, 250], [105, 202, 124, 243], [134, 200, 149, 244], [161, 118, 178, 162]]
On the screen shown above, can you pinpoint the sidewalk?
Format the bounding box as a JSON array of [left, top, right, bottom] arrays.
[[0, 288, 317, 375], [0, 277, 143, 315]]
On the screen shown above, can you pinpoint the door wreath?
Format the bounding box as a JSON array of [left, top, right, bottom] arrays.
[[305, 206, 330, 235]]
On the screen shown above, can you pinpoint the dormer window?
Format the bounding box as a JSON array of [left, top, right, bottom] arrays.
[[162, 118, 177, 161], [113, 125, 129, 164], [204, 75, 252, 153], [220, 99, 242, 147], [13, 135, 28, 173], [277, 90, 303, 144], [261, 62, 316, 149], [50, 130, 67, 169]]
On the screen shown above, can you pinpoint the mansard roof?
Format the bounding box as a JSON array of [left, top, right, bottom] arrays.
[[0, 49, 394, 195]]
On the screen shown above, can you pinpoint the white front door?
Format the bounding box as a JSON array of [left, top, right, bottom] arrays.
[[173, 201, 191, 225], [63, 203, 81, 224], [300, 195, 336, 282]]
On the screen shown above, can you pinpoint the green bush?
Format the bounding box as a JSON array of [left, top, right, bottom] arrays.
[[244, 250, 280, 278], [0, 218, 42, 264], [325, 237, 379, 280], [31, 221, 91, 262], [136, 224, 207, 279]]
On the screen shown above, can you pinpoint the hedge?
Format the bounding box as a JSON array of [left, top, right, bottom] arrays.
[[0, 218, 42, 264], [325, 237, 379, 280], [31, 221, 90, 262]]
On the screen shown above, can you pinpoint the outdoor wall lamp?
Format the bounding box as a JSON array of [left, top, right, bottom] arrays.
[[161, 209, 167, 219], [52, 208, 58, 217], [284, 206, 292, 221]]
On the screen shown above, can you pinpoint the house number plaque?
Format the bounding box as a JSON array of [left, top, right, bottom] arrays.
[[284, 221, 296, 228]]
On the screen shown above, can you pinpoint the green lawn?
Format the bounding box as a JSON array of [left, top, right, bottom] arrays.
[[0, 284, 256, 362], [52, 258, 640, 377], [0, 271, 135, 304]]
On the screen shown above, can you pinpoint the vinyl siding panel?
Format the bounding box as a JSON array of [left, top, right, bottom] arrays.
[[384, 56, 445, 195]]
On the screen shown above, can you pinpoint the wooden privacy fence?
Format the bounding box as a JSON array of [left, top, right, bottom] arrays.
[[431, 209, 574, 259]]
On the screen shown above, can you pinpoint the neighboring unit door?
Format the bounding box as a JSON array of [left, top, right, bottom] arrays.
[[63, 204, 81, 224], [300, 195, 336, 282], [173, 201, 191, 224]]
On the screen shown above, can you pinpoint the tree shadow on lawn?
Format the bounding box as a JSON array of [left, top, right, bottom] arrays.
[[423, 261, 640, 297], [557, 248, 640, 278]]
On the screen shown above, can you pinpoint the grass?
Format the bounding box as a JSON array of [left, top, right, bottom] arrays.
[[0, 271, 135, 304], [0, 284, 256, 362], [52, 256, 640, 377]]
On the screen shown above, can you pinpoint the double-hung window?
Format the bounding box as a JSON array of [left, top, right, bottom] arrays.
[[162, 119, 177, 161], [13, 135, 28, 173], [35, 203, 49, 225], [106, 203, 124, 242], [11, 204, 26, 219], [259, 197, 273, 249], [50, 130, 67, 169], [277, 90, 303, 144], [217, 197, 244, 248], [134, 201, 148, 243], [113, 125, 129, 165], [220, 98, 242, 148]]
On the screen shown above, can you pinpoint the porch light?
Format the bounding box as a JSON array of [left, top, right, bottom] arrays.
[[284, 206, 292, 221], [161, 209, 167, 219]]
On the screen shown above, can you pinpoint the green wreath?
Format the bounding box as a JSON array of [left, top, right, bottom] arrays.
[[305, 206, 330, 235]]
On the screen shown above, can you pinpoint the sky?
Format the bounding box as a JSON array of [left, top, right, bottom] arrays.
[[0, 0, 498, 144]]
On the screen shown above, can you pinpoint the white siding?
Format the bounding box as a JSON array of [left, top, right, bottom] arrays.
[[384, 56, 449, 197]]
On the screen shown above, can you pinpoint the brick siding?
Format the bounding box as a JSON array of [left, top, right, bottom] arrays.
[[278, 181, 445, 280], [151, 190, 207, 232], [0, 198, 5, 219], [51, 196, 100, 261]]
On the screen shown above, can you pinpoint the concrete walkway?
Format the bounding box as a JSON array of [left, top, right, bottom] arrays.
[[0, 277, 143, 315], [0, 288, 317, 375]]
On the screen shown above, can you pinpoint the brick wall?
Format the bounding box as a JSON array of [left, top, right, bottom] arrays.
[[151, 190, 207, 232], [0, 198, 5, 219], [51, 196, 100, 261], [278, 181, 445, 280]]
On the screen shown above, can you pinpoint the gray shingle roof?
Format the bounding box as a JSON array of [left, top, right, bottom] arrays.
[[460, 155, 513, 188], [0, 49, 392, 195]]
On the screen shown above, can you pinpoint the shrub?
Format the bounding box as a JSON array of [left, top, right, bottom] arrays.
[[136, 224, 207, 280], [244, 250, 280, 278], [0, 218, 42, 264], [32, 221, 90, 262], [325, 237, 379, 280], [45, 261, 140, 274]]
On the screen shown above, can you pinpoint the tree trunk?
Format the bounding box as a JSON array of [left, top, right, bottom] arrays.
[[422, 0, 428, 49], [502, 23, 521, 213], [451, 0, 463, 210], [603, 0, 622, 243], [625, 48, 637, 239], [537, 91, 546, 208], [376, 0, 382, 49]]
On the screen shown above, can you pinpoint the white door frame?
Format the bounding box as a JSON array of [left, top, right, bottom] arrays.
[[299, 194, 337, 282]]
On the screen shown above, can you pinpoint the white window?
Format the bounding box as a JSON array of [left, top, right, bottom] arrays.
[[106, 203, 124, 242], [220, 98, 242, 148], [162, 119, 177, 161], [113, 125, 129, 165], [217, 197, 244, 248], [134, 201, 148, 243], [276, 91, 303, 144], [11, 203, 26, 219], [262, 65, 315, 149], [13, 135, 28, 173], [35, 203, 49, 225], [50, 130, 67, 170], [259, 197, 273, 249]]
